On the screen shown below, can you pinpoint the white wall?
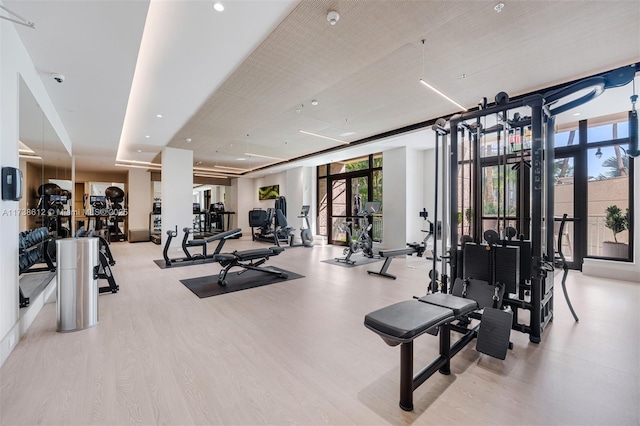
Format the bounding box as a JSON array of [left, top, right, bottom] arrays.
[[127, 168, 151, 231], [0, 11, 72, 366], [229, 177, 256, 232], [303, 166, 316, 235], [406, 147, 425, 244], [254, 172, 287, 210], [285, 168, 304, 242], [382, 147, 408, 249], [161, 147, 192, 248]]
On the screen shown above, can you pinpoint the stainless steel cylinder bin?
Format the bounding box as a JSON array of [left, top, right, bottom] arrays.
[[56, 237, 99, 332]]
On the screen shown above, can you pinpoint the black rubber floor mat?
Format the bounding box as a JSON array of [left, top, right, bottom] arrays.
[[179, 267, 304, 298]]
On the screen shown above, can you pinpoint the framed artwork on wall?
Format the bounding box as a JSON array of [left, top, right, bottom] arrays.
[[259, 185, 279, 200]]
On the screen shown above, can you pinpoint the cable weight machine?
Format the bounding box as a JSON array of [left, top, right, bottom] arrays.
[[429, 65, 637, 343]]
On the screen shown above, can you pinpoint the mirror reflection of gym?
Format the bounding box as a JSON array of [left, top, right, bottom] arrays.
[[17, 77, 72, 307]]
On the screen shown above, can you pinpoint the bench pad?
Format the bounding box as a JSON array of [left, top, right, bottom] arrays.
[[365, 300, 455, 344], [418, 293, 478, 316], [234, 249, 275, 261]]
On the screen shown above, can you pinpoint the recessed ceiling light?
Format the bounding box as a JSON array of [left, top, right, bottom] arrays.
[[186, 138, 192, 143], [137, 149, 142, 153], [196, 161, 202, 165], [156, 114, 163, 118], [311, 100, 318, 106], [145, 135, 150, 138], [213, 2, 224, 12], [237, 158, 246, 161], [494, 3, 504, 13], [573, 112, 581, 116], [339, 131, 356, 137]]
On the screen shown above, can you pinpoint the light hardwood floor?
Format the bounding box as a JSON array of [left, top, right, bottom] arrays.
[[1, 238, 638, 425]]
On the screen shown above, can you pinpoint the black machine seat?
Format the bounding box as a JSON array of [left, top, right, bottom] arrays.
[[418, 293, 478, 316], [364, 300, 455, 344]]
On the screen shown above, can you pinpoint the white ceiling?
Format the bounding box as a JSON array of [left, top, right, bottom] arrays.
[[6, 0, 640, 176]]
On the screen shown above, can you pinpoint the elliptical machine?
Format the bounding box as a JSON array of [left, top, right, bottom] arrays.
[[288, 205, 314, 248]]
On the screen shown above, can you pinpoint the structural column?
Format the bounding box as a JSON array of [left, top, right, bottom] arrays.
[[161, 147, 193, 248]]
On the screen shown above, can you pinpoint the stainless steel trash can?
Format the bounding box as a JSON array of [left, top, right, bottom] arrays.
[[56, 238, 99, 332]]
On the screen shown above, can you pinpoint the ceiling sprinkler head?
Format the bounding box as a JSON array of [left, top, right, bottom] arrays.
[[494, 3, 504, 13], [327, 10, 340, 25]]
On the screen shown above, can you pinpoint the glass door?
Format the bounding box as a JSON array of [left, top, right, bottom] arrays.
[[553, 154, 577, 267], [350, 176, 369, 245], [329, 179, 347, 244]]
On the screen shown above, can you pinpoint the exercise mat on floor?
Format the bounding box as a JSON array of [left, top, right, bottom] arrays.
[[179, 267, 304, 298], [321, 255, 383, 268], [153, 257, 221, 269]]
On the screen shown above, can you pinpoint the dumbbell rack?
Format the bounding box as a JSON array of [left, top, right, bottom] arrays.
[[18, 228, 56, 308]]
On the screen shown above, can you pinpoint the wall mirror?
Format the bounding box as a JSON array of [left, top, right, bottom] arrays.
[[17, 76, 72, 306], [18, 76, 72, 235]]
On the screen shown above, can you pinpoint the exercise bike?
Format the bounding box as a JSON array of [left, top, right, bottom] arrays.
[[289, 205, 314, 248], [335, 201, 379, 265]]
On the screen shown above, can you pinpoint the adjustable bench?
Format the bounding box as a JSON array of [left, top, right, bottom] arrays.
[[213, 246, 286, 286], [364, 278, 512, 411], [164, 227, 242, 267], [367, 242, 427, 280]]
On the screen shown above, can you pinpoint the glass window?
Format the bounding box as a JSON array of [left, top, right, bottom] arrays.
[[587, 144, 630, 258], [554, 129, 578, 148], [586, 121, 628, 143], [372, 153, 382, 168], [372, 170, 383, 212], [554, 157, 575, 261], [481, 165, 517, 217], [318, 178, 327, 236]]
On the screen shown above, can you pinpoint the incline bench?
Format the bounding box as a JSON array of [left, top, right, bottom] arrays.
[[364, 278, 512, 411], [212, 246, 286, 286]]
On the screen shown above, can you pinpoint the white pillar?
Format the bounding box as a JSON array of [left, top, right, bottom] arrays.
[[286, 167, 304, 242], [382, 147, 408, 249], [161, 147, 193, 247], [127, 168, 151, 233]]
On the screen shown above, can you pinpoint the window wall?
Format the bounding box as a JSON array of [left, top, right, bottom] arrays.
[[553, 115, 634, 265], [317, 153, 382, 245]]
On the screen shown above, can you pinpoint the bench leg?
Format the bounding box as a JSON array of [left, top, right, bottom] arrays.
[[439, 323, 451, 375], [399, 342, 413, 411], [367, 257, 397, 280]]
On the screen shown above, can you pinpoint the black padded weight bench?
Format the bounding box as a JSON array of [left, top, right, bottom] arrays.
[[364, 278, 513, 411], [212, 246, 286, 286], [164, 227, 242, 267]]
